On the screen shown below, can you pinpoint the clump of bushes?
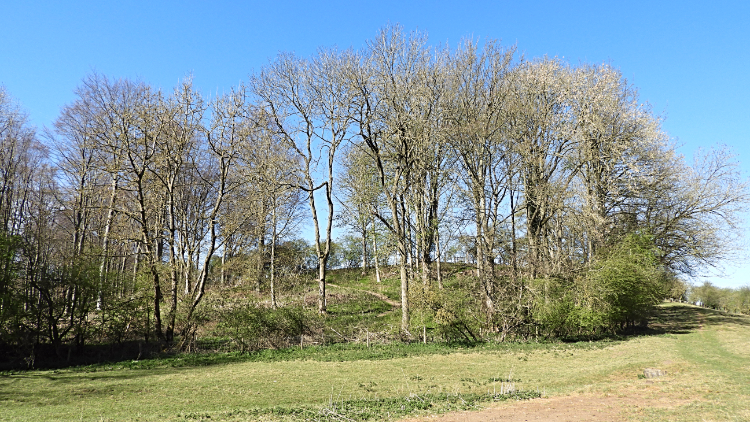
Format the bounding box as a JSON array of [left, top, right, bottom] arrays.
[[531, 232, 668, 338], [214, 299, 321, 352], [409, 280, 486, 343]]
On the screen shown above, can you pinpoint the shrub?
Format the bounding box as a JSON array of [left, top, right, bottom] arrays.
[[410, 286, 483, 343], [531, 232, 668, 337], [214, 300, 321, 352], [530, 276, 609, 338], [590, 232, 667, 328]]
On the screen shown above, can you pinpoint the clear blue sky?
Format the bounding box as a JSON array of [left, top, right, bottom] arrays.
[[2, 1, 749, 287]]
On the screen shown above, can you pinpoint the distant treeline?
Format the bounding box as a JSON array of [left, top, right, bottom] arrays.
[[689, 282, 750, 315]]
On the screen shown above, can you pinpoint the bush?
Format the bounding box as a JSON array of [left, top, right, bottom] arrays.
[[214, 300, 321, 352], [410, 286, 483, 343], [530, 276, 609, 338], [531, 232, 668, 337], [591, 232, 667, 328]]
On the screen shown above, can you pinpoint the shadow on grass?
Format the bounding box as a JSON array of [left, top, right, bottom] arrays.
[[650, 303, 750, 333], [6, 303, 748, 375], [557, 303, 750, 343], [646, 304, 703, 334], [1, 339, 606, 376]]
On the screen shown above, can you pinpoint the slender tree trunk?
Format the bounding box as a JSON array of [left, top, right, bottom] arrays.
[[119, 254, 127, 297], [308, 183, 330, 314], [166, 182, 180, 343], [475, 198, 485, 279], [136, 173, 164, 342], [97, 176, 118, 310], [510, 189, 519, 283], [184, 248, 193, 295], [436, 229, 443, 289], [361, 226, 368, 269], [373, 234, 382, 284], [220, 245, 227, 286], [398, 238, 409, 333], [256, 233, 265, 294], [149, 262, 163, 342], [132, 244, 140, 288], [270, 199, 278, 309]]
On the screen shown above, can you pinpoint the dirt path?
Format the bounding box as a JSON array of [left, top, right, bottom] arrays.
[[400, 390, 691, 422], [400, 394, 629, 422], [328, 282, 400, 316]]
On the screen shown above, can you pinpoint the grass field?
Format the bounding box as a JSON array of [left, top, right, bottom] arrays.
[[2, 303, 750, 421]]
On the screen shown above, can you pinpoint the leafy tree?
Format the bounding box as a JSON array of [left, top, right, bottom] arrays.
[[337, 235, 364, 269], [590, 232, 667, 328], [533, 232, 667, 336]]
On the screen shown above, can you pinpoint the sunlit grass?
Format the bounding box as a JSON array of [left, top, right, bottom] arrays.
[[2, 304, 749, 421]]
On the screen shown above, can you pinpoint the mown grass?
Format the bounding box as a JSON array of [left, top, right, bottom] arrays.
[[2, 303, 750, 421], [2, 338, 611, 374], [627, 305, 750, 421]]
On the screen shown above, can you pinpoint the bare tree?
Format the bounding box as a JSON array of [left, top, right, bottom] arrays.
[[242, 111, 305, 308], [153, 79, 206, 342], [347, 25, 441, 333], [505, 59, 578, 278], [251, 48, 354, 314], [637, 147, 749, 275], [447, 39, 517, 318]]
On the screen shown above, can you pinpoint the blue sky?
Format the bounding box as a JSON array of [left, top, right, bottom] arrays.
[[2, 1, 749, 287]]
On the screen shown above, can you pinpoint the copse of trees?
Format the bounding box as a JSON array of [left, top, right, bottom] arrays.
[[689, 282, 750, 314], [333, 26, 747, 336], [1, 25, 747, 365]]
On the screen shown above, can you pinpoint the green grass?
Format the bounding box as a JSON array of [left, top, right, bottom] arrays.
[[3, 304, 750, 421], [320, 263, 482, 343], [13, 339, 608, 374]]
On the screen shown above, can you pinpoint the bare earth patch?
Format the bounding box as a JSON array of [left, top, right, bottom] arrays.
[[403, 394, 627, 421], [401, 390, 693, 422]]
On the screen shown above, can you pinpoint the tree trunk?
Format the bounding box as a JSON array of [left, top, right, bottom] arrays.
[[361, 227, 368, 269], [436, 230, 443, 289], [256, 233, 265, 294], [270, 199, 278, 309], [220, 245, 227, 286], [373, 234, 382, 284], [398, 238, 409, 333], [97, 176, 118, 310]]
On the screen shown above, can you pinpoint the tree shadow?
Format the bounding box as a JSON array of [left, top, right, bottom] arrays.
[[645, 303, 750, 335], [646, 304, 702, 334], [559, 303, 750, 343], [5, 304, 748, 374]]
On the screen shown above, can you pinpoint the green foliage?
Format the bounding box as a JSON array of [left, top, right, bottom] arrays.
[[690, 282, 750, 314], [276, 238, 317, 272], [337, 234, 364, 269], [591, 232, 668, 327], [214, 299, 321, 352], [0, 234, 22, 346], [530, 276, 609, 338], [324, 290, 394, 338], [410, 285, 483, 343], [663, 273, 689, 301], [532, 232, 668, 337], [93, 296, 148, 344]]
